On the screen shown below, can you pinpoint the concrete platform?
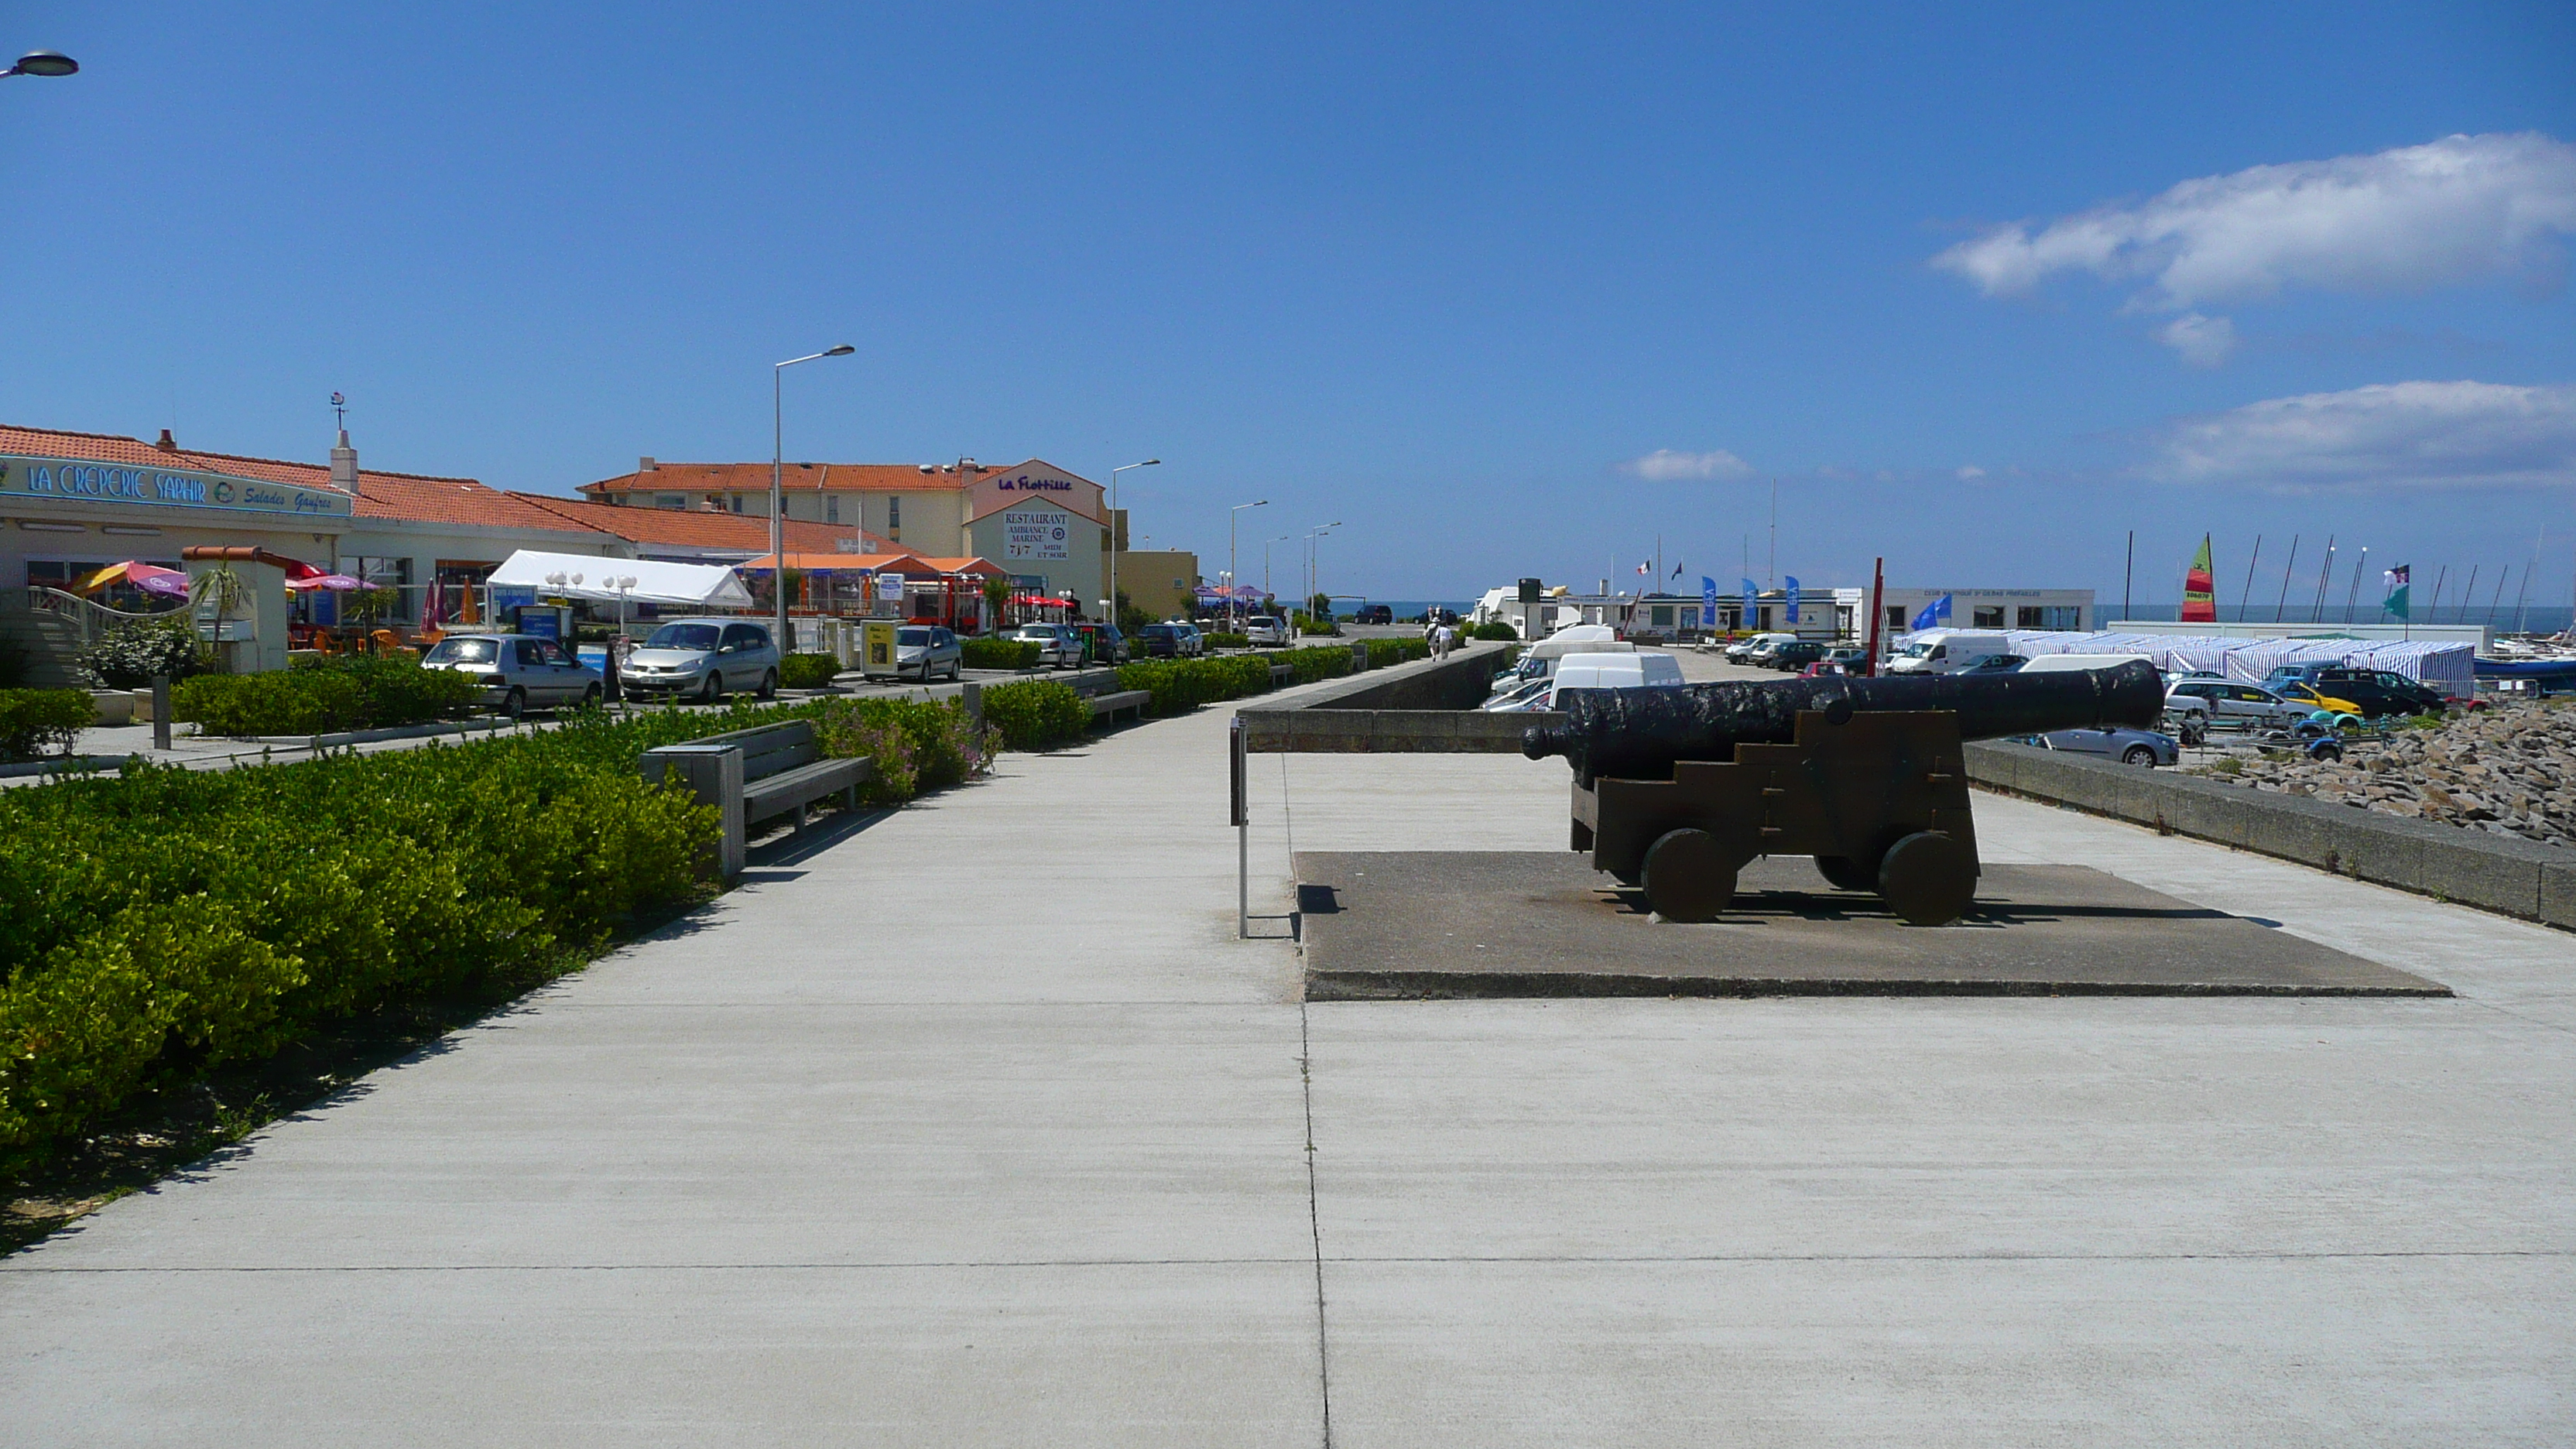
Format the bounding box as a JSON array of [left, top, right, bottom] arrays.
[[1296, 851, 2449, 999]]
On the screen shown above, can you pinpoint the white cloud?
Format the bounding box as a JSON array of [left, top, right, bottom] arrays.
[[2147, 380, 2576, 491], [1954, 465, 1988, 480], [1934, 132, 2576, 362], [2155, 312, 2237, 367], [1621, 448, 1751, 481]]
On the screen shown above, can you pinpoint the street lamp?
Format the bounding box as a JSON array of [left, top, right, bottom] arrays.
[[773, 345, 855, 653], [2, 50, 78, 79], [1263, 534, 1294, 604], [1108, 459, 1159, 625], [1228, 499, 1267, 629], [1305, 522, 1342, 628]]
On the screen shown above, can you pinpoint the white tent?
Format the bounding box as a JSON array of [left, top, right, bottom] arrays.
[[1999, 629, 2475, 696], [485, 550, 755, 610]]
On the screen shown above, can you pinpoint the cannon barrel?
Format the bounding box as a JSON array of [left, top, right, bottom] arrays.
[[1522, 660, 2165, 782]]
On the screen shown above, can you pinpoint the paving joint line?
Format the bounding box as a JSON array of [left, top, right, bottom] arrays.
[[1300, 998, 1334, 1449]]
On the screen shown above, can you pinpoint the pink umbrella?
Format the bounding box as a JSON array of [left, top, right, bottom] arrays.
[[285, 574, 365, 591]]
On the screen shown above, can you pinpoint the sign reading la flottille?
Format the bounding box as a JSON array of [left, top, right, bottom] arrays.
[[0, 455, 354, 519]]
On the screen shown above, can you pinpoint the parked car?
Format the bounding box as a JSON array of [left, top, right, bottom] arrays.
[[2304, 666, 2444, 718], [1244, 615, 1290, 647], [1353, 604, 1394, 625], [1482, 675, 1554, 711], [1134, 623, 1192, 659], [1166, 620, 1207, 656], [1885, 629, 2012, 675], [1953, 653, 2028, 675], [1725, 632, 1796, 663], [2165, 679, 2305, 730], [1821, 646, 1870, 670], [1012, 622, 1081, 668], [1798, 660, 1852, 678], [619, 618, 779, 702], [2027, 724, 2180, 767], [895, 625, 963, 681], [420, 632, 604, 717], [1067, 622, 1129, 665], [1541, 651, 1687, 708], [1766, 640, 1829, 671], [2274, 681, 2367, 719]]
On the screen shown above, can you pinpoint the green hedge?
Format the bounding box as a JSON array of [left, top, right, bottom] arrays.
[[980, 680, 1090, 748], [1201, 632, 1250, 650], [1364, 638, 1432, 670], [173, 657, 485, 736], [1467, 622, 1520, 642], [0, 689, 92, 762], [778, 653, 841, 689], [812, 694, 989, 803], [1282, 644, 1356, 685], [962, 637, 1041, 670]]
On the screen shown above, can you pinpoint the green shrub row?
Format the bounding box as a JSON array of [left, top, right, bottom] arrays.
[[980, 679, 1090, 748], [1466, 621, 1520, 642], [173, 656, 485, 736], [811, 694, 991, 803], [1200, 632, 1250, 650], [1363, 638, 1433, 670], [0, 690, 93, 762], [962, 637, 1041, 670], [777, 653, 842, 689]]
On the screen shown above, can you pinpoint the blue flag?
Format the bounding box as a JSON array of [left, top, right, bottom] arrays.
[[1740, 577, 1759, 625], [1701, 575, 1718, 626], [1910, 594, 1952, 632], [1784, 576, 1800, 624]]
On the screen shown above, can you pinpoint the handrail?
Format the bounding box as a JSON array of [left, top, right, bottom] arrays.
[[22, 586, 190, 645]]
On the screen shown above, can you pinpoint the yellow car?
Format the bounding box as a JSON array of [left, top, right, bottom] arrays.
[[2277, 682, 2364, 718]]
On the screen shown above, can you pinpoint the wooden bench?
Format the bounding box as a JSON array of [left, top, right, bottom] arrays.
[[1088, 689, 1152, 724], [643, 720, 874, 859]]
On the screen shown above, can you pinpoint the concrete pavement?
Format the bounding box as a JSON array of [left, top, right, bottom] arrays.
[[4, 677, 2571, 1444]]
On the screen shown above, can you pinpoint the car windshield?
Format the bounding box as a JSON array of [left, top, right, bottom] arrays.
[[646, 624, 721, 651], [1142, 626, 1177, 639], [423, 638, 498, 664], [897, 628, 931, 646], [1016, 626, 1053, 639]]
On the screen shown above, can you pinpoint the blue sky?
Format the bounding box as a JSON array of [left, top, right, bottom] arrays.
[[5, 3, 2572, 611]]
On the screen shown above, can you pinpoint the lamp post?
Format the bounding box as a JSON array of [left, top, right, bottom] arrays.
[[1304, 522, 1342, 629], [1229, 499, 1267, 629], [2, 50, 78, 80], [1108, 459, 1160, 625], [1263, 535, 1293, 605], [773, 345, 855, 654]]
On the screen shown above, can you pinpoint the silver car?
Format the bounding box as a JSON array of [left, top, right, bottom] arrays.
[[2167, 680, 2303, 731], [622, 618, 779, 702], [896, 625, 963, 681], [2030, 725, 2180, 768], [420, 632, 603, 718], [1012, 622, 1081, 668]]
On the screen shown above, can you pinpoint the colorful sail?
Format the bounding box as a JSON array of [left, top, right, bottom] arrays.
[[2383, 564, 2411, 621], [2180, 535, 2218, 622]]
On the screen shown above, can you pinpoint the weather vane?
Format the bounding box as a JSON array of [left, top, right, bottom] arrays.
[[331, 392, 347, 430]]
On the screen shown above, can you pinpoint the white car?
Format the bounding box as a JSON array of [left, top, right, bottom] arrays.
[[1164, 620, 1207, 656], [1012, 622, 1081, 669], [420, 632, 604, 718], [2166, 679, 2304, 731], [1244, 615, 1289, 648]]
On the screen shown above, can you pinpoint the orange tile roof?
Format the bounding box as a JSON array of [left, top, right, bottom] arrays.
[[917, 556, 1011, 577], [739, 551, 946, 574], [506, 492, 886, 555], [584, 461, 996, 496], [0, 423, 608, 536]]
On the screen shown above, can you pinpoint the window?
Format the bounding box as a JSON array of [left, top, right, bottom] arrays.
[[646, 623, 721, 650], [728, 495, 744, 513], [1651, 605, 1674, 626], [2017, 606, 2044, 628], [1971, 605, 2006, 628], [825, 495, 841, 523], [889, 496, 903, 529], [721, 623, 768, 651], [1886, 605, 1908, 629], [514, 639, 548, 667], [2043, 605, 2082, 630], [423, 638, 498, 664], [656, 494, 685, 510]]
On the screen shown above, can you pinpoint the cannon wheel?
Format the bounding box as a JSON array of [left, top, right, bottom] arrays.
[[1643, 828, 1738, 923], [1812, 853, 1878, 893], [1877, 831, 1976, 927]]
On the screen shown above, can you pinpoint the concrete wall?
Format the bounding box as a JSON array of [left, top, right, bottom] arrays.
[[1966, 741, 2576, 931], [1238, 645, 1540, 752]]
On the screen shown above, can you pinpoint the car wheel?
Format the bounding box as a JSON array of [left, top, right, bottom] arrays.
[[947, 659, 962, 681], [501, 687, 527, 721], [2122, 745, 2156, 766], [757, 669, 777, 700], [698, 673, 723, 704], [581, 683, 602, 708]]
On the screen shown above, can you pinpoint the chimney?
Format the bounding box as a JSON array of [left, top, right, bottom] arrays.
[[639, 456, 656, 472], [329, 428, 361, 496], [154, 428, 178, 453]]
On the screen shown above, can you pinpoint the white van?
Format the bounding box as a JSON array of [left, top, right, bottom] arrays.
[[2018, 653, 2155, 676], [1490, 625, 1635, 698], [1885, 630, 2011, 676], [1543, 650, 1684, 707]]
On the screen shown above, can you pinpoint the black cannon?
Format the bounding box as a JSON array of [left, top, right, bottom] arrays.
[[1521, 662, 2163, 926]]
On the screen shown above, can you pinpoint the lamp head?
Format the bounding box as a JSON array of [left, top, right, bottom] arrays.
[[824, 344, 855, 356], [8, 51, 79, 78]]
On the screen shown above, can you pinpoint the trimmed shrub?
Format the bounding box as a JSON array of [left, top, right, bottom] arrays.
[[0, 689, 93, 761], [778, 653, 842, 689], [981, 680, 1090, 748], [1363, 638, 1432, 670], [962, 637, 1041, 670], [814, 695, 992, 803], [1201, 632, 1250, 651], [76, 618, 204, 690], [173, 656, 483, 735], [1467, 622, 1520, 642], [1283, 645, 1355, 685], [1116, 653, 1276, 715]]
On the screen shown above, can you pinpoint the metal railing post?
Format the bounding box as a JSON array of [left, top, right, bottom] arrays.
[[1230, 714, 1248, 939]]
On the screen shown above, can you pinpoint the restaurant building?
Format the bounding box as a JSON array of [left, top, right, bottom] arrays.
[[578, 457, 1110, 615]]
